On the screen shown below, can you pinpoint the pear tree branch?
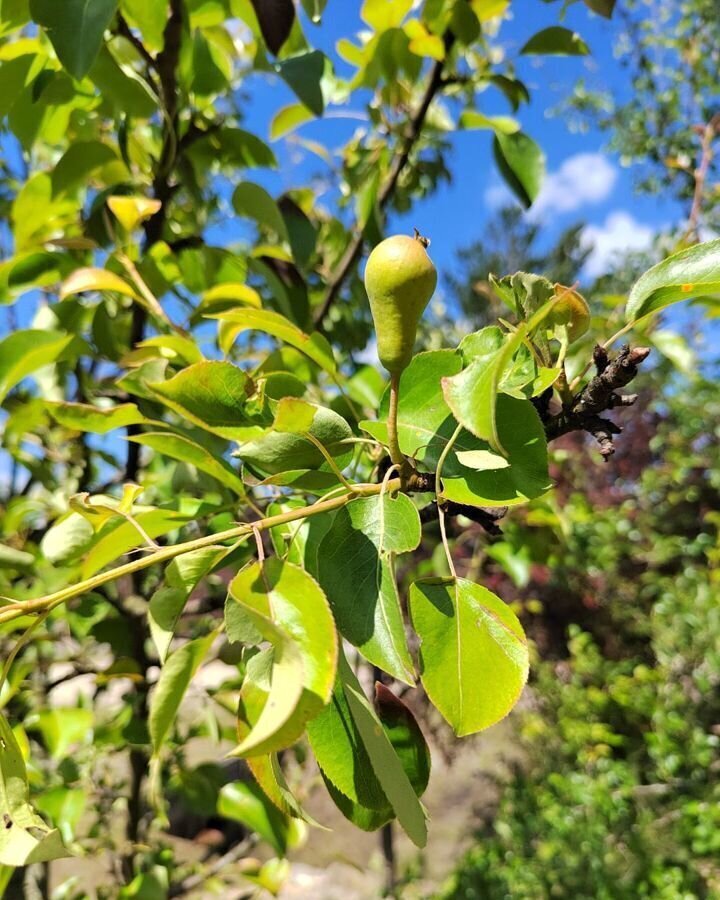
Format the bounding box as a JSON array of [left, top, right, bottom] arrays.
[[313, 33, 457, 328]]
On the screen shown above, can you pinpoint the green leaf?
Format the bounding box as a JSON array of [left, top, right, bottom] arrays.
[[441, 396, 551, 508], [0, 0, 31, 36], [270, 102, 314, 140], [149, 548, 228, 663], [194, 127, 277, 169], [217, 781, 292, 856], [276, 50, 326, 116], [236, 653, 322, 825], [649, 329, 696, 375], [0, 713, 71, 865], [89, 44, 156, 117], [237, 399, 353, 476], [47, 401, 147, 434], [210, 307, 337, 374], [0, 54, 36, 118], [339, 653, 427, 846], [583, 0, 615, 17], [488, 74, 530, 111], [226, 559, 337, 756], [147, 361, 264, 443], [361, 0, 413, 30], [35, 786, 86, 844], [107, 196, 161, 232], [493, 131, 545, 209], [317, 494, 419, 683], [129, 432, 246, 496], [459, 110, 519, 134], [200, 282, 262, 313], [0, 544, 34, 570], [360, 349, 464, 473], [51, 140, 120, 197], [521, 26, 590, 56], [0, 251, 73, 300], [81, 505, 208, 577], [307, 664, 389, 811], [34, 709, 93, 760], [455, 449, 510, 471], [120, 0, 165, 48], [60, 267, 141, 302], [322, 681, 431, 832], [232, 182, 289, 238], [30, 0, 119, 79], [625, 238, 720, 323], [409, 577, 529, 735], [442, 327, 527, 455], [0, 329, 75, 405], [300, 0, 328, 23], [361, 351, 551, 508], [449, 0, 480, 44], [40, 513, 94, 564], [279, 194, 317, 267], [134, 334, 204, 366], [250, 0, 295, 55], [149, 632, 216, 753]]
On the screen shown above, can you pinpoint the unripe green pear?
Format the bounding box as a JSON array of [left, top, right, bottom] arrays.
[[364, 233, 437, 374], [547, 284, 591, 343]]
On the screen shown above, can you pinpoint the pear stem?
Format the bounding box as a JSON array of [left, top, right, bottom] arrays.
[[387, 373, 406, 472]]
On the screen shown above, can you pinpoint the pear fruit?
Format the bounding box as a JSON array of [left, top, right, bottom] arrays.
[[548, 284, 591, 343], [364, 233, 437, 374]]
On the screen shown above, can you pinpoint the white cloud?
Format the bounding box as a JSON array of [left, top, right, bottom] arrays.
[[581, 211, 655, 278], [484, 152, 618, 217], [534, 153, 618, 216], [484, 181, 513, 209]]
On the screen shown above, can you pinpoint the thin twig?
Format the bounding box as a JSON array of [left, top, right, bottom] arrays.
[[685, 112, 720, 241], [115, 13, 160, 95], [313, 33, 456, 328], [168, 836, 256, 897]]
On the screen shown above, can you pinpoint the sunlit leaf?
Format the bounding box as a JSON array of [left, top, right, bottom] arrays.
[[442, 327, 527, 455], [217, 781, 293, 855], [226, 559, 337, 756], [60, 267, 141, 302], [270, 103, 315, 140], [0, 713, 71, 865], [147, 361, 264, 443], [107, 195, 162, 232], [409, 577, 529, 734], [210, 308, 337, 374], [149, 631, 216, 752], [459, 110, 519, 134], [625, 238, 720, 323], [47, 401, 148, 434], [129, 432, 246, 496], [0, 330, 75, 405], [237, 398, 352, 476]]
